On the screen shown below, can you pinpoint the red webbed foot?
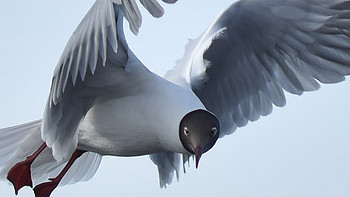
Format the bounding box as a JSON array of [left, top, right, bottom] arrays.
[[33, 149, 86, 197], [33, 178, 59, 197], [7, 160, 34, 195], [7, 143, 47, 195]]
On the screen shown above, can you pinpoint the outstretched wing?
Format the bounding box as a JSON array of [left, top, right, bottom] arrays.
[[166, 0, 350, 136], [42, 0, 176, 161]]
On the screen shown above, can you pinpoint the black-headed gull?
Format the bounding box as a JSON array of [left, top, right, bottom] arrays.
[[1, 0, 350, 196]]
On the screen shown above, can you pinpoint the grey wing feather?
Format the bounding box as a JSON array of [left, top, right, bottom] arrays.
[[140, 0, 165, 18], [167, 0, 350, 136], [161, 0, 177, 4], [42, 0, 129, 162], [117, 0, 177, 34], [150, 152, 191, 188], [51, 0, 119, 103]]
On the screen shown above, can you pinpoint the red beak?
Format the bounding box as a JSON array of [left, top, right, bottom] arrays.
[[194, 146, 203, 169]]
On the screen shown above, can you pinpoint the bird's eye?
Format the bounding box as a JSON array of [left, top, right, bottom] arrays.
[[184, 127, 190, 136], [209, 127, 217, 136]]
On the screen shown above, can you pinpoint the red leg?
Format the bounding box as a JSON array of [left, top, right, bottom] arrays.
[[33, 150, 86, 197], [7, 142, 47, 195]]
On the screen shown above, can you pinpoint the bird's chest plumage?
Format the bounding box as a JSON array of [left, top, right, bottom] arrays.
[[77, 78, 205, 156]]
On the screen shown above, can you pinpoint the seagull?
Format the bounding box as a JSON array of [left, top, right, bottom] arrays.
[[1, 0, 350, 196]]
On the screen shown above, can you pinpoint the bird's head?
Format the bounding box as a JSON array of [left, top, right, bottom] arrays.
[[179, 109, 220, 168]]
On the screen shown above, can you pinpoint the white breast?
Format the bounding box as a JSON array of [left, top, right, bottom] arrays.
[[77, 75, 205, 156]]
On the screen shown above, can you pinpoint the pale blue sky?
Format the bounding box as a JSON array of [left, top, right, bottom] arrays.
[[1, 0, 350, 196]]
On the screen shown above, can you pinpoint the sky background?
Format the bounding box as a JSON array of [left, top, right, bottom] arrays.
[[1, 0, 350, 196]]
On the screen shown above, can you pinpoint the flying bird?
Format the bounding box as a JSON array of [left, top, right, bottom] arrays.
[[1, 0, 350, 196]]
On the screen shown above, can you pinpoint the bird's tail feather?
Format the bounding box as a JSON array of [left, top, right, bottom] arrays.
[[0, 121, 102, 186], [0, 120, 41, 167]]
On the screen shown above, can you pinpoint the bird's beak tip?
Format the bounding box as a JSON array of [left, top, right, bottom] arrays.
[[194, 146, 203, 169]]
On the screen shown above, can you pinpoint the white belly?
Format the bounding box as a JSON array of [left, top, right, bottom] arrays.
[[77, 80, 204, 156]]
